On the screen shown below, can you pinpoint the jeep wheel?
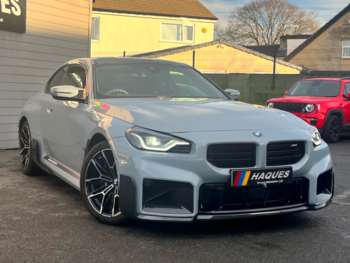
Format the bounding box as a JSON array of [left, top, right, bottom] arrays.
[[323, 115, 342, 143]]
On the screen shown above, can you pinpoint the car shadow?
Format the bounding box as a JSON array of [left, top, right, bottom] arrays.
[[119, 212, 322, 239]]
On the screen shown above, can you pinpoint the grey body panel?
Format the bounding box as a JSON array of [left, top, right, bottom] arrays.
[[20, 58, 334, 221]]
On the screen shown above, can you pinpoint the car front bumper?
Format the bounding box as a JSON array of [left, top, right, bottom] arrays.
[[113, 130, 334, 222], [293, 112, 326, 129]]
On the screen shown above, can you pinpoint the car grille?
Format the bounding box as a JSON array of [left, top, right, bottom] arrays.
[[267, 141, 305, 166], [207, 143, 256, 168], [199, 178, 309, 213], [273, 102, 306, 113]]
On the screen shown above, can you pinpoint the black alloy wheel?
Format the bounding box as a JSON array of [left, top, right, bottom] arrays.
[[81, 141, 126, 224]]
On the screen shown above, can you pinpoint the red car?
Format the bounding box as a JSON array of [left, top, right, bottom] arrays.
[[267, 77, 350, 142]]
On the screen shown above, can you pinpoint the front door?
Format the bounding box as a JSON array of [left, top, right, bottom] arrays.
[[44, 64, 92, 172]]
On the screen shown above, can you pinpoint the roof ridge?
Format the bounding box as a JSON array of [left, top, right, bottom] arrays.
[[286, 3, 350, 61], [133, 40, 302, 70]]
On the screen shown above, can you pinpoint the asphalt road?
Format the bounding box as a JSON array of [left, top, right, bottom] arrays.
[[0, 139, 349, 263]]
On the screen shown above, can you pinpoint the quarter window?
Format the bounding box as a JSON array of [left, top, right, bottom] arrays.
[[46, 67, 66, 92], [63, 66, 86, 89], [92, 16, 100, 41], [161, 23, 194, 42], [342, 40, 350, 58]]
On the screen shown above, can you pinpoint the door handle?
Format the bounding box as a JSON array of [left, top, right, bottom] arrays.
[[46, 108, 53, 114]]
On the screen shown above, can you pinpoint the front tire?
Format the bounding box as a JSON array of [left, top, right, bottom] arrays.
[[80, 141, 126, 225], [323, 115, 342, 143]]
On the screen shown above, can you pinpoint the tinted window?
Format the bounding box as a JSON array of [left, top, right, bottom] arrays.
[[289, 80, 340, 97], [94, 62, 226, 99], [47, 67, 65, 91], [345, 83, 350, 95], [63, 66, 86, 88]]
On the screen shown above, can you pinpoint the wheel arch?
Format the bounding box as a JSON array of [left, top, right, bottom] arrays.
[[18, 116, 28, 128], [85, 133, 109, 156], [326, 109, 344, 125]]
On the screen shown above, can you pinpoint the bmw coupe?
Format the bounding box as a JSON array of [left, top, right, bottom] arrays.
[[19, 58, 334, 224]]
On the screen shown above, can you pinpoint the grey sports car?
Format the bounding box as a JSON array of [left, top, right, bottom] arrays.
[[19, 58, 334, 224]]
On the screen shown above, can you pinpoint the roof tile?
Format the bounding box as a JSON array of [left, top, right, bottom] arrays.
[[93, 0, 217, 20]]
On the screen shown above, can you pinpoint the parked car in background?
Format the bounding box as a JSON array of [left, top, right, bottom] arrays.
[[19, 58, 333, 224], [267, 78, 350, 143]]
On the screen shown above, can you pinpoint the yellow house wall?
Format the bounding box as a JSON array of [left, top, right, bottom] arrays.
[[158, 44, 300, 74], [91, 11, 215, 57]]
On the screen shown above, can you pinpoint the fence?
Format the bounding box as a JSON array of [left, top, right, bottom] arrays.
[[206, 71, 350, 105]]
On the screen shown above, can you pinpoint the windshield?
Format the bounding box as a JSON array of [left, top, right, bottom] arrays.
[[288, 80, 340, 97], [94, 62, 227, 99]]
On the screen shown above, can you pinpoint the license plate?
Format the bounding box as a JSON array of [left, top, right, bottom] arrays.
[[230, 168, 292, 187]]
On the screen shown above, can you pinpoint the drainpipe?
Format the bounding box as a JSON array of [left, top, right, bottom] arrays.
[[192, 50, 196, 68]]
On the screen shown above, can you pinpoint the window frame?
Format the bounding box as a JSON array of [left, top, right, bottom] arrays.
[[45, 65, 67, 93], [342, 40, 350, 58], [160, 23, 195, 43], [45, 63, 89, 104], [91, 16, 101, 41], [344, 82, 350, 95]]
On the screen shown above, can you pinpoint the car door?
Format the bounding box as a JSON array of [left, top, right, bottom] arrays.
[[45, 64, 94, 172], [40, 66, 66, 159], [343, 82, 350, 124]]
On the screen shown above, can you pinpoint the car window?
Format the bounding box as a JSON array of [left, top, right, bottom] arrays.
[[345, 83, 350, 95], [289, 80, 340, 97], [46, 66, 66, 92], [63, 65, 86, 89], [94, 62, 227, 99]]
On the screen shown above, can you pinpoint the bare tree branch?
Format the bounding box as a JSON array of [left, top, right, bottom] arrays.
[[216, 0, 319, 46]]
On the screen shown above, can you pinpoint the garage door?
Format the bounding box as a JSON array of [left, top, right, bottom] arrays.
[[0, 0, 91, 149]]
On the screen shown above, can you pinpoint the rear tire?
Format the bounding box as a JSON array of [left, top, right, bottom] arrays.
[[322, 115, 342, 143], [18, 120, 41, 175], [80, 141, 127, 225]]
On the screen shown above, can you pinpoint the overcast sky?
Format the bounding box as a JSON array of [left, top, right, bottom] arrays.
[[201, 0, 350, 26]]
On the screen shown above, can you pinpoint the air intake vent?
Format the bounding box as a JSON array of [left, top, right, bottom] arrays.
[[207, 143, 256, 168], [267, 141, 305, 166]]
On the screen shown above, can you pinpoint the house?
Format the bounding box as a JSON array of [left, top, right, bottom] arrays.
[[134, 40, 302, 74], [244, 45, 282, 58], [91, 0, 217, 57], [280, 34, 311, 56], [245, 35, 311, 59], [286, 4, 350, 71], [0, 0, 91, 149]]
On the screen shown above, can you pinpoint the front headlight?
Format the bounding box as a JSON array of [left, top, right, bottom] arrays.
[[125, 127, 191, 153], [304, 104, 315, 113], [312, 130, 322, 147]]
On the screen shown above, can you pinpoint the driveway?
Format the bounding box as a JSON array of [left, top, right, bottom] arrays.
[[0, 139, 349, 263]]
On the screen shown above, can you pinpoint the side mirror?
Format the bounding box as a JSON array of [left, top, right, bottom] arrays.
[[50, 85, 86, 102], [224, 89, 240, 101], [345, 92, 350, 99]]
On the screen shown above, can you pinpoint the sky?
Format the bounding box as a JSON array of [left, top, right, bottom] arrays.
[[201, 0, 350, 26]]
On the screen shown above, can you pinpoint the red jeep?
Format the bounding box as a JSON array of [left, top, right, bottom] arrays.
[[267, 78, 350, 142]]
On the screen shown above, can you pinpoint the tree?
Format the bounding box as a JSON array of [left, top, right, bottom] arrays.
[[217, 0, 319, 46]]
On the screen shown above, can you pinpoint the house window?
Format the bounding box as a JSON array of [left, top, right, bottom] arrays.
[[342, 40, 350, 58], [92, 17, 100, 41], [184, 25, 194, 41], [161, 23, 194, 42]]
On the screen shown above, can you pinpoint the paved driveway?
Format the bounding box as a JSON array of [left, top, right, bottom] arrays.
[[0, 139, 349, 263]]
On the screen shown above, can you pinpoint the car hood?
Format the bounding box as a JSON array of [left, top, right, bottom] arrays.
[[96, 98, 310, 133], [268, 96, 335, 104]]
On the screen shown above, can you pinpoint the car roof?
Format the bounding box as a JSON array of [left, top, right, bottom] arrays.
[[303, 77, 343, 81], [71, 57, 190, 68]]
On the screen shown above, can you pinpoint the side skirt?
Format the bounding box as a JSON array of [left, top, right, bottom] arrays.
[[42, 156, 81, 191]]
